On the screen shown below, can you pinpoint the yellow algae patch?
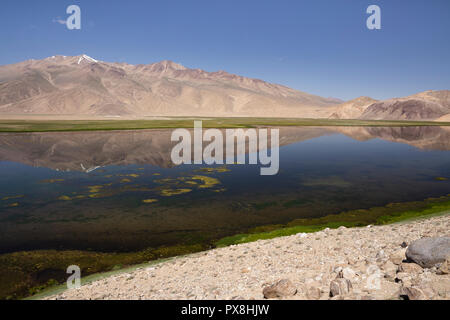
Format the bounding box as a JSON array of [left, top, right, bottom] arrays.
[[2, 195, 24, 201], [213, 188, 227, 193], [160, 188, 192, 196], [185, 181, 198, 185], [7, 202, 19, 207], [142, 199, 158, 203], [40, 179, 64, 183], [120, 178, 132, 183], [190, 175, 220, 189], [104, 175, 113, 178], [196, 166, 231, 174], [153, 173, 161, 176], [87, 185, 103, 193], [89, 193, 103, 198], [58, 194, 87, 201], [435, 177, 448, 181]]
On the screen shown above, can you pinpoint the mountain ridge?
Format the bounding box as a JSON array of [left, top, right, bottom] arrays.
[[0, 55, 449, 121], [0, 55, 341, 118]]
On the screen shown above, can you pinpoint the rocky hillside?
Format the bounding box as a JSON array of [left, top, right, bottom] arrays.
[[47, 214, 450, 300], [360, 90, 450, 121], [331, 90, 450, 121], [0, 55, 340, 118], [329, 96, 378, 119]]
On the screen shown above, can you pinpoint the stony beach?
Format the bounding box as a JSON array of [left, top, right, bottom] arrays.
[[47, 214, 450, 300]]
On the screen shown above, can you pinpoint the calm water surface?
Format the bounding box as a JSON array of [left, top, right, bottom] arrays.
[[0, 126, 449, 253]]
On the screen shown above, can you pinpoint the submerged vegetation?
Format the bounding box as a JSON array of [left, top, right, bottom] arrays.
[[0, 117, 449, 133], [142, 199, 158, 204], [191, 175, 221, 189], [160, 188, 192, 196], [215, 194, 450, 247], [154, 173, 225, 196]]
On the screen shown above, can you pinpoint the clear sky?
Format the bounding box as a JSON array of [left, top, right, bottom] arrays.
[[0, 0, 449, 100]]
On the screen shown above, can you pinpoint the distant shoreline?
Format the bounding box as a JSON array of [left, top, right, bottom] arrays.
[[0, 117, 449, 133]]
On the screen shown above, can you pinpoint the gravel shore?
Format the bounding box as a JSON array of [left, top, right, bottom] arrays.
[[47, 214, 450, 300]]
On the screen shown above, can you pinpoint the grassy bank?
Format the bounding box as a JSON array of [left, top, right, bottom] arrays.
[[3, 194, 449, 300], [0, 117, 449, 133]]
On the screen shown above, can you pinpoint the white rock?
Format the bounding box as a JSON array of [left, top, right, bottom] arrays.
[[342, 267, 357, 281]]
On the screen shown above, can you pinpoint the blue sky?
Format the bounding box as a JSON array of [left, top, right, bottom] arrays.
[[0, 0, 449, 100]]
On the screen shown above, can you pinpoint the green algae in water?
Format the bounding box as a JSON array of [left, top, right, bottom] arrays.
[[142, 199, 158, 203], [160, 188, 192, 196], [215, 195, 450, 247]]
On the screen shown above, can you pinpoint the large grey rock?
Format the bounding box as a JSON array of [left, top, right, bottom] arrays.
[[406, 237, 450, 268]]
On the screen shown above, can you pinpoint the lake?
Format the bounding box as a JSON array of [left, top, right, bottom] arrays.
[[0, 126, 449, 298]]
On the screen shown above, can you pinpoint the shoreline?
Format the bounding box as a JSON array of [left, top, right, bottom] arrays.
[[0, 118, 450, 133], [26, 201, 450, 300], [41, 211, 450, 300]]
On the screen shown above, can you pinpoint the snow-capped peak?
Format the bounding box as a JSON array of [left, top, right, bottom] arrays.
[[78, 54, 98, 65]]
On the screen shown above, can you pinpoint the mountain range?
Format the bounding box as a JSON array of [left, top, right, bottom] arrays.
[[0, 55, 449, 121]]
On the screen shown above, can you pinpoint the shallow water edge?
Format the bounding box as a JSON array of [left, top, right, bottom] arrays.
[[6, 194, 450, 300]]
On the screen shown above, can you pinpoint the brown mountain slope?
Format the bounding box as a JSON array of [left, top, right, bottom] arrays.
[[329, 96, 378, 119], [329, 90, 450, 121], [0, 55, 340, 118], [359, 90, 450, 121]]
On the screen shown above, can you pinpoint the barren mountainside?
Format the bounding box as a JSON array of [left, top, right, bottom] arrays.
[[0, 55, 448, 120], [329, 96, 378, 119], [0, 55, 340, 118], [359, 90, 450, 121], [330, 91, 450, 121]]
